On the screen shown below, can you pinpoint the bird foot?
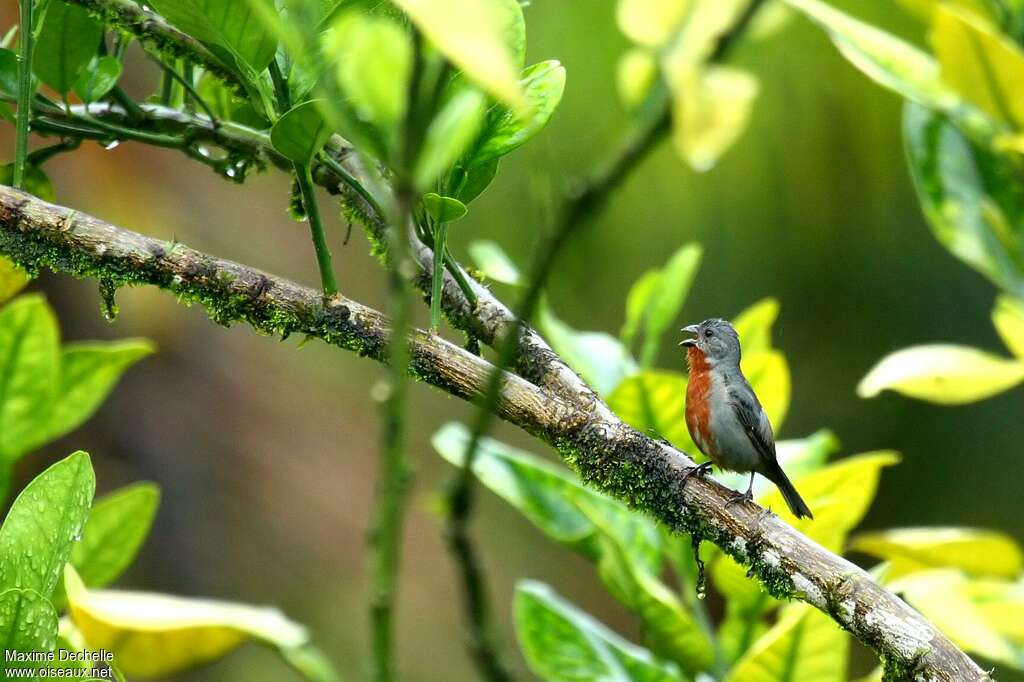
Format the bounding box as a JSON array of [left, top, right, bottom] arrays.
[[681, 461, 713, 487], [726, 488, 754, 508]]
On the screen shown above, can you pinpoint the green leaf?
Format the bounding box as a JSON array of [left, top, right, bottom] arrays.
[[514, 581, 684, 682], [993, 295, 1024, 358], [932, 4, 1024, 128], [538, 302, 639, 398], [617, 0, 688, 47], [452, 158, 499, 203], [666, 64, 759, 171], [271, 100, 333, 164], [328, 12, 412, 139], [857, 344, 1024, 403], [468, 60, 567, 166], [662, 0, 751, 65], [0, 163, 57, 202], [581, 505, 713, 674], [73, 56, 122, 103], [904, 102, 1024, 298], [621, 243, 702, 366], [64, 565, 310, 678], [0, 295, 60, 459], [71, 483, 160, 588], [393, 0, 526, 110], [149, 0, 278, 73], [0, 451, 95, 596], [414, 89, 488, 190], [725, 604, 848, 682], [41, 340, 155, 449], [617, 48, 658, 110], [0, 47, 18, 97], [431, 423, 660, 565], [850, 527, 1023, 579], [785, 0, 967, 122], [0, 257, 31, 306], [32, 0, 104, 95], [0, 588, 59, 675], [422, 193, 468, 223], [607, 370, 694, 451], [468, 239, 521, 285]]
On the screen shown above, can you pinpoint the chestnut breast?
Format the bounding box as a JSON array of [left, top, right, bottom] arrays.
[[685, 346, 719, 462]]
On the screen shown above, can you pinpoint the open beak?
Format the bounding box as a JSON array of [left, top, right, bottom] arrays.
[[679, 324, 699, 347]]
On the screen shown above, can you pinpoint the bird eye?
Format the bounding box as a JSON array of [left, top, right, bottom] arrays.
[[704, 329, 714, 338]]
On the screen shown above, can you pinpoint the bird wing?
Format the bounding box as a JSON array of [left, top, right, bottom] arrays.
[[729, 384, 777, 463]]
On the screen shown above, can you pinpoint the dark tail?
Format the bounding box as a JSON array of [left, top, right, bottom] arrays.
[[767, 464, 813, 519]]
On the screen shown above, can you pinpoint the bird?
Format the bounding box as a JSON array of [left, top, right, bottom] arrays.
[[679, 318, 813, 519]]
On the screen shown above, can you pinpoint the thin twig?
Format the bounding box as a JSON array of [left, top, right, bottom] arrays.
[[294, 162, 338, 295]]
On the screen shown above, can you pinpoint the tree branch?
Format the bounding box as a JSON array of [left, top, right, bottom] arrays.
[[0, 185, 990, 681]]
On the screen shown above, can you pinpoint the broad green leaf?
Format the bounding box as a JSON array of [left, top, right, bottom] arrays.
[[617, 48, 658, 110], [414, 89, 488, 190], [271, 100, 333, 164], [0, 48, 18, 97], [453, 158, 499, 204], [785, 0, 963, 118], [538, 302, 639, 398], [0, 588, 59, 675], [0, 452, 95, 596], [515, 581, 684, 682], [468, 239, 521, 285], [328, 12, 411, 137], [608, 370, 693, 452], [422, 193, 468, 223], [890, 570, 1018, 666], [393, 0, 526, 110], [666, 64, 759, 171], [718, 598, 770, 665], [72, 483, 160, 588], [431, 423, 661, 566], [469, 60, 567, 166], [149, 0, 278, 73], [64, 566, 309, 678], [905, 102, 1024, 298], [32, 0, 104, 95], [583, 506, 712, 674], [0, 295, 60, 459], [733, 298, 780, 354], [617, 0, 688, 47], [41, 340, 155, 449], [993, 296, 1024, 358], [73, 56, 122, 103], [857, 344, 1024, 403], [620, 243, 702, 367], [932, 4, 1024, 128], [0, 163, 57, 202], [0, 257, 30, 305], [850, 527, 1023, 579], [725, 604, 848, 682]]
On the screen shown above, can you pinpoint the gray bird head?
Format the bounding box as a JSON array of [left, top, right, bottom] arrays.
[[679, 318, 741, 364]]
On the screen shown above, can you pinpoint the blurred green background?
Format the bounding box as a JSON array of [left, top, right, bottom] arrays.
[[3, 1, 1022, 679]]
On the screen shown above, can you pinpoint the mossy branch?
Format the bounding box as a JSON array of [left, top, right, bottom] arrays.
[[0, 185, 990, 682]]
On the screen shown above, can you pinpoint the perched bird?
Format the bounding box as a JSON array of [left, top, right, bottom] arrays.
[[679, 318, 813, 519]]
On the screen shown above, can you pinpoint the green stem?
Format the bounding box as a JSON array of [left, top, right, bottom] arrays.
[[318, 152, 385, 223], [153, 58, 219, 125], [159, 69, 172, 106], [108, 86, 146, 122], [429, 221, 448, 330], [443, 252, 478, 308], [294, 162, 338, 295], [13, 0, 34, 188], [268, 59, 291, 110]]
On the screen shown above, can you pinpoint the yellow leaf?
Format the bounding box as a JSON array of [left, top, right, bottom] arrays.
[[993, 295, 1024, 359], [932, 4, 1024, 127], [891, 570, 1017, 664], [733, 297, 780, 354], [607, 370, 694, 452], [617, 48, 658, 110], [666, 64, 759, 171], [392, 0, 526, 111], [851, 527, 1024, 579], [857, 344, 1024, 403], [968, 578, 1024, 643], [726, 604, 848, 682], [0, 256, 30, 305], [65, 566, 308, 677], [760, 451, 900, 551], [664, 0, 750, 66], [741, 350, 790, 432], [899, 0, 997, 23], [617, 0, 688, 47]]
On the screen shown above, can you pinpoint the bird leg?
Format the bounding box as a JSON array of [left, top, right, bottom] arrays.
[[727, 472, 756, 507], [681, 461, 713, 488]]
